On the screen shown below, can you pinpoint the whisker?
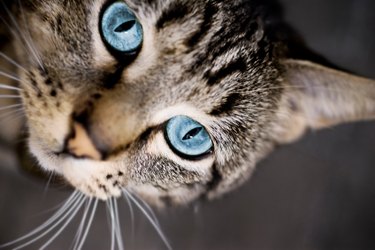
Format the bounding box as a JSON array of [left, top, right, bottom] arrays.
[[35, 191, 81, 218], [109, 198, 116, 250], [0, 94, 21, 99], [0, 83, 22, 91], [12, 194, 86, 250], [0, 103, 22, 112], [0, 16, 38, 70], [72, 198, 93, 250], [76, 199, 99, 250], [0, 111, 24, 128], [13, 195, 85, 250], [108, 199, 115, 250], [0, 71, 21, 82], [1, 2, 44, 70], [0, 52, 27, 72], [131, 191, 160, 227], [113, 198, 124, 250], [123, 189, 172, 250], [39, 196, 87, 250], [123, 193, 135, 239], [43, 172, 56, 197], [0, 110, 24, 129], [17, 0, 45, 71], [0, 191, 81, 248], [0, 108, 23, 121]]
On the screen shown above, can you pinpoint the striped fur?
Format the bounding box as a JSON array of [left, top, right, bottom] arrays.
[[1, 0, 373, 207]]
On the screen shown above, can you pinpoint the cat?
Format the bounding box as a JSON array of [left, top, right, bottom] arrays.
[[0, 0, 374, 249]]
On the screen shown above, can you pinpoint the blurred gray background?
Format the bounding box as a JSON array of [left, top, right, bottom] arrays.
[[1, 0, 375, 249]]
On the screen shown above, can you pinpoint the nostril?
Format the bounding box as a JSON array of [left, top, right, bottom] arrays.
[[65, 122, 103, 161]]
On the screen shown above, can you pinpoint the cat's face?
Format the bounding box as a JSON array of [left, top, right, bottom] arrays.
[[7, 0, 375, 207], [13, 0, 281, 206]]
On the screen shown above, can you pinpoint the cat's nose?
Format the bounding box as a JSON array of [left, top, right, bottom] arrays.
[[65, 122, 103, 161]]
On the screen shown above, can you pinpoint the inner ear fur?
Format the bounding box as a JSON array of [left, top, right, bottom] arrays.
[[274, 59, 375, 144]]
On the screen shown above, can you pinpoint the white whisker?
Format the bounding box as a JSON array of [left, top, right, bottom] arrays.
[[0, 103, 22, 112], [40, 196, 87, 250], [17, 0, 45, 71], [43, 172, 56, 197], [0, 94, 21, 99], [0, 108, 23, 122], [131, 191, 160, 227], [0, 71, 21, 82], [13, 194, 85, 250], [113, 198, 124, 250], [72, 198, 93, 250], [13, 194, 86, 250], [2, 2, 44, 70], [37, 191, 81, 218], [0, 83, 22, 91], [0, 52, 27, 72], [76, 199, 98, 250], [123, 189, 172, 250], [0, 15, 37, 69], [0, 191, 81, 248], [108, 199, 116, 250], [123, 193, 135, 240], [0, 110, 24, 128]]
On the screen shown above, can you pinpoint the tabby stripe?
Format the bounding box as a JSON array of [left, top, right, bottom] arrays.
[[185, 1, 217, 47], [156, 2, 189, 30], [210, 93, 241, 116], [205, 57, 247, 86]]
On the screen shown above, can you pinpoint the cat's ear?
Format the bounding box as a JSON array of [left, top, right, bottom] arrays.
[[275, 59, 375, 144]]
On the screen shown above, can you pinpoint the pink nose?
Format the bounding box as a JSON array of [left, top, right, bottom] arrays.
[[66, 122, 102, 161]]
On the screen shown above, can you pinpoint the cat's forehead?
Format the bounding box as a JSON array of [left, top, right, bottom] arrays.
[[22, 0, 268, 70], [22, 0, 203, 66], [18, 0, 274, 103]]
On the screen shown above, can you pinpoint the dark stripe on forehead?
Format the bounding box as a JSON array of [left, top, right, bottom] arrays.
[[210, 93, 241, 116], [156, 2, 189, 30], [204, 57, 247, 86], [185, 1, 218, 48]]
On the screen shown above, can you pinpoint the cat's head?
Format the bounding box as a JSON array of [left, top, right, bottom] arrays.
[[4, 0, 374, 206]]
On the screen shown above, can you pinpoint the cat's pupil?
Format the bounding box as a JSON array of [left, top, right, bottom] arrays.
[[115, 21, 136, 33], [182, 127, 202, 140]]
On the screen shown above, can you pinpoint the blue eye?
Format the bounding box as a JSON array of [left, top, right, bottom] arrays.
[[165, 116, 213, 158], [101, 1, 143, 53]]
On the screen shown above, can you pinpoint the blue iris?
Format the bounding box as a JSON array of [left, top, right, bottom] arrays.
[[165, 116, 213, 158], [101, 1, 143, 53]]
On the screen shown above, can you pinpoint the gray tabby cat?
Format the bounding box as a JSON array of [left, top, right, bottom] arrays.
[[0, 0, 374, 248]]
